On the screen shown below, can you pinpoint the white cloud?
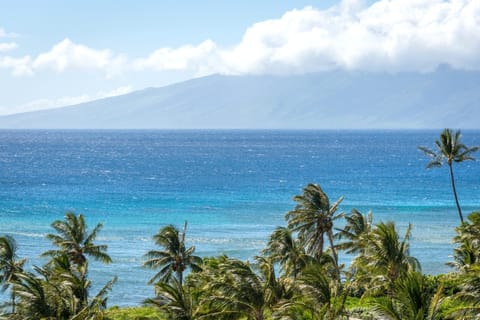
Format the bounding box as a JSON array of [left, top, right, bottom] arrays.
[[0, 56, 33, 76], [0, 38, 127, 78], [133, 40, 220, 75], [0, 42, 17, 52], [32, 38, 127, 77], [0, 86, 133, 115], [1, 0, 480, 79], [220, 0, 480, 74]]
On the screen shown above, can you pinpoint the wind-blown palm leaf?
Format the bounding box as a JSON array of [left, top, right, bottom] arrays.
[[13, 270, 74, 320], [203, 258, 269, 320], [449, 212, 480, 271], [145, 278, 198, 320], [43, 212, 112, 266], [0, 235, 26, 313], [262, 227, 313, 280], [371, 271, 444, 320], [335, 209, 373, 255], [285, 183, 343, 278], [360, 222, 420, 297], [296, 262, 350, 320]]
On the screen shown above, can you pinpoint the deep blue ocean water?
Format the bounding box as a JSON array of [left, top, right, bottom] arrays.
[[1, 130, 479, 306]]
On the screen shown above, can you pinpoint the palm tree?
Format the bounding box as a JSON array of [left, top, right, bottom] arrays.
[[335, 209, 373, 255], [12, 271, 64, 319], [371, 271, 444, 320], [285, 183, 343, 277], [13, 265, 117, 320], [0, 235, 26, 314], [447, 264, 480, 319], [41, 212, 112, 316], [42, 211, 112, 266], [262, 227, 313, 280], [419, 128, 479, 223], [449, 211, 480, 271], [205, 258, 270, 320], [71, 275, 117, 320], [295, 262, 351, 320], [364, 222, 420, 296], [143, 221, 202, 286], [145, 278, 197, 320]]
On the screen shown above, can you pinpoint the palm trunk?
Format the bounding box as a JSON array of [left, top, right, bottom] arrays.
[[318, 232, 324, 259], [255, 310, 265, 320], [11, 288, 15, 314], [327, 231, 341, 280], [448, 163, 464, 223], [177, 270, 183, 286], [292, 255, 297, 281]]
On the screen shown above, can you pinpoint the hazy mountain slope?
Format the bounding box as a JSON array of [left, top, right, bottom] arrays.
[[1, 68, 479, 129]]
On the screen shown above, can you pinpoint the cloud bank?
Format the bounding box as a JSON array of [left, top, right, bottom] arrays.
[[1, 0, 479, 77], [227, 0, 480, 73], [0, 86, 133, 115]]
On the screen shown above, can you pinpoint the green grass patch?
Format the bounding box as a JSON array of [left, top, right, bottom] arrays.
[[105, 306, 164, 320]]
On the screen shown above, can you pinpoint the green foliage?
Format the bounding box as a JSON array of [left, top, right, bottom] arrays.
[[449, 212, 480, 271], [285, 183, 343, 278], [143, 222, 202, 286], [0, 235, 26, 313], [335, 209, 373, 255], [105, 306, 164, 320], [262, 226, 313, 280], [350, 221, 420, 297], [145, 278, 198, 320], [43, 211, 112, 266], [4, 176, 480, 319], [1, 212, 116, 319], [369, 271, 444, 320]]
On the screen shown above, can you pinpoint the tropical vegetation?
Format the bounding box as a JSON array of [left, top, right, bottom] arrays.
[[0, 128, 479, 319]]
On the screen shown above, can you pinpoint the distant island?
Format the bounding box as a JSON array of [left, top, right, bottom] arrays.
[[1, 66, 479, 129]]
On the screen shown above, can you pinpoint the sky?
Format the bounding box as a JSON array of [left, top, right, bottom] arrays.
[[0, 0, 479, 115]]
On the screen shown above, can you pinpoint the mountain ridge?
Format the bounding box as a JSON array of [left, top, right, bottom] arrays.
[[1, 69, 479, 129]]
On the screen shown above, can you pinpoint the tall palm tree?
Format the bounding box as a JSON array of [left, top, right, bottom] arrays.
[[0, 235, 26, 313], [419, 128, 479, 223], [42, 211, 112, 266], [41, 212, 112, 316], [285, 183, 343, 277], [143, 221, 202, 286]]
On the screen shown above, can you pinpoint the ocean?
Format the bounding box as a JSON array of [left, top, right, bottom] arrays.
[[1, 130, 479, 306]]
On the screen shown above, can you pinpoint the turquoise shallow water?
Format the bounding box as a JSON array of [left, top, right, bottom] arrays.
[[0, 130, 479, 306]]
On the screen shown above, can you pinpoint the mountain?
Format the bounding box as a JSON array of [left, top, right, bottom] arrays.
[[1, 67, 479, 129]]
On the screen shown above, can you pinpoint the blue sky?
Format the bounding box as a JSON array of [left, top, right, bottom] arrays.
[[1, 0, 478, 115]]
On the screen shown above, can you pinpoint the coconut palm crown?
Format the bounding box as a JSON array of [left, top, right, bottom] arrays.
[[42, 212, 112, 267], [285, 183, 343, 276], [143, 221, 202, 286]]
